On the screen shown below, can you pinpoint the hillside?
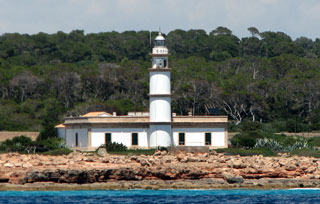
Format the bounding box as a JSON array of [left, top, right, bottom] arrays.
[[0, 27, 320, 138]]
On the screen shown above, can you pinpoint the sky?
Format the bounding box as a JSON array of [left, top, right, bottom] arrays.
[[0, 0, 320, 40]]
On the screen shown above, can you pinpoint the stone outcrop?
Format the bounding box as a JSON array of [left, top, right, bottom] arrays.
[[1, 151, 320, 188]]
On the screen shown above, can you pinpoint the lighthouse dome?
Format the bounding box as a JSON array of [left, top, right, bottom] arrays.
[[154, 32, 165, 46], [155, 32, 165, 41]]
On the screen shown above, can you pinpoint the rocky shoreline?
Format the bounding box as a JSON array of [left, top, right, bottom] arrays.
[[1, 151, 320, 190]]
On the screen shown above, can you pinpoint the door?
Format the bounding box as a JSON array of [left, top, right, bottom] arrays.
[[132, 133, 138, 146], [179, 133, 185, 145], [205, 133, 211, 145], [105, 133, 112, 145], [75, 133, 79, 147]]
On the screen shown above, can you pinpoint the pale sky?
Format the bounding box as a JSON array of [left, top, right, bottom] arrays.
[[0, 0, 319, 40]]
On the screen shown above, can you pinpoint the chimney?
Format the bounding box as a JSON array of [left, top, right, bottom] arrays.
[[113, 112, 117, 116]]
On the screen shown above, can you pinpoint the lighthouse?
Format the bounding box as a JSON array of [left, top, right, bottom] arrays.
[[148, 32, 173, 147], [60, 32, 228, 150]]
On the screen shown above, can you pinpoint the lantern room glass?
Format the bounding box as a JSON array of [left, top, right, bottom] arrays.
[[155, 40, 165, 46]]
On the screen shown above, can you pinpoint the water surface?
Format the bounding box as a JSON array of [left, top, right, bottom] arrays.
[[0, 189, 320, 203]]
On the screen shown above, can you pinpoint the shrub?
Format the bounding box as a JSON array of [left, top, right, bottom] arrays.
[[157, 146, 168, 152], [271, 120, 287, 132], [240, 121, 263, 132], [42, 148, 73, 156], [0, 136, 67, 154], [0, 135, 33, 152], [36, 137, 65, 150], [255, 137, 313, 152], [231, 130, 265, 148], [105, 142, 127, 152], [216, 148, 275, 157], [231, 121, 273, 148], [286, 119, 311, 133], [308, 137, 320, 147], [255, 138, 283, 152]]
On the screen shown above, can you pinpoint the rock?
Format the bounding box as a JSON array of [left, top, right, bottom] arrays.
[[160, 151, 167, 156], [222, 172, 244, 184], [22, 157, 30, 162], [245, 167, 258, 174], [22, 163, 33, 168], [305, 167, 316, 174], [153, 151, 162, 156], [139, 159, 150, 167], [232, 160, 247, 169], [186, 157, 199, 162], [176, 153, 187, 162], [285, 164, 297, 171], [85, 158, 94, 162], [4, 163, 14, 168], [97, 148, 108, 157]]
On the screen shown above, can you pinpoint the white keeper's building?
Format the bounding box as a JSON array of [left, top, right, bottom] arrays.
[[56, 33, 228, 150]]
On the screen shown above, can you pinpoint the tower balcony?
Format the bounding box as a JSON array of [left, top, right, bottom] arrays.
[[152, 47, 168, 55]]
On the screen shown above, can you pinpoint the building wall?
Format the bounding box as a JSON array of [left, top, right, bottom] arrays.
[[56, 128, 65, 140], [172, 127, 226, 148], [65, 128, 88, 147], [91, 128, 148, 148], [64, 126, 227, 149]]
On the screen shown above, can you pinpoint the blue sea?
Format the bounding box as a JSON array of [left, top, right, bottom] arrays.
[[0, 189, 320, 203]]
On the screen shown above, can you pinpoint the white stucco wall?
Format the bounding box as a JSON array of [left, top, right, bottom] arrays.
[[150, 72, 171, 94], [65, 126, 226, 149], [212, 129, 226, 147], [91, 128, 148, 148], [149, 124, 172, 147], [149, 97, 171, 122], [56, 128, 65, 140], [172, 128, 226, 147], [65, 128, 88, 147]]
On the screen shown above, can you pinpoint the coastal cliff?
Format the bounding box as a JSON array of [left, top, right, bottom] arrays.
[[1, 151, 320, 189]]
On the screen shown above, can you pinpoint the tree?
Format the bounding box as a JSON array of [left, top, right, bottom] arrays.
[[247, 27, 260, 37], [9, 71, 44, 102]]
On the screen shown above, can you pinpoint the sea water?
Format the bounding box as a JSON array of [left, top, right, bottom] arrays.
[[0, 189, 320, 203]]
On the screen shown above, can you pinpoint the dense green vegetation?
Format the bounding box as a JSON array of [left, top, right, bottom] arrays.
[[1, 27, 320, 138], [104, 142, 127, 152], [226, 120, 320, 157], [0, 135, 71, 155], [98, 142, 156, 155]]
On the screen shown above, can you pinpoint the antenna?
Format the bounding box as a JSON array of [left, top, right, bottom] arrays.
[[159, 27, 161, 33], [149, 30, 151, 47]]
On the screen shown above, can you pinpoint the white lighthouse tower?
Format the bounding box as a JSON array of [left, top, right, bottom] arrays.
[[149, 32, 172, 147]]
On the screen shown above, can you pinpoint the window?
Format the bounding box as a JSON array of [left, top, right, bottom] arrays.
[[164, 59, 167, 67], [205, 133, 211, 145], [105, 133, 112, 145], [179, 133, 185, 145], [132, 133, 138, 146], [75, 133, 79, 147]]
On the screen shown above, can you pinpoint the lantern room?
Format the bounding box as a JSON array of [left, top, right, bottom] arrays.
[[152, 32, 169, 68]]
